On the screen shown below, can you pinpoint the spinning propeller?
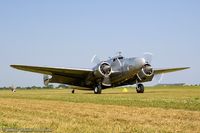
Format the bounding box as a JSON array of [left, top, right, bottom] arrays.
[[91, 55, 112, 86], [91, 55, 101, 64], [143, 52, 153, 64], [143, 52, 163, 84]]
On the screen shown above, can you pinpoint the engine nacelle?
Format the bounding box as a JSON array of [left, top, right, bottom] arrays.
[[137, 64, 154, 82], [94, 62, 112, 78]]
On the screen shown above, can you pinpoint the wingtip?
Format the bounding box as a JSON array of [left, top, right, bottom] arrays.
[[10, 65, 20, 69], [10, 65, 15, 68], [185, 67, 190, 69], [179, 67, 190, 70]]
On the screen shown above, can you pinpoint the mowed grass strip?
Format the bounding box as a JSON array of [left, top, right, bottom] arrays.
[[0, 86, 200, 111], [0, 98, 200, 133]]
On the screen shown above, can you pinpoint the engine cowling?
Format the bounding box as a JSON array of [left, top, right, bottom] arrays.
[[137, 64, 154, 82], [94, 62, 112, 78]]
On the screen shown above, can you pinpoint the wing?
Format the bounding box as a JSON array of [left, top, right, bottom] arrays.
[[10, 65, 93, 77], [154, 67, 190, 75], [10, 65, 94, 87]]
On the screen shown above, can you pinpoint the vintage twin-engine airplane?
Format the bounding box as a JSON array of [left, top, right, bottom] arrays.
[[11, 53, 189, 94]]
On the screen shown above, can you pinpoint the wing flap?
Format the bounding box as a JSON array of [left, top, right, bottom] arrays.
[[154, 67, 190, 75]]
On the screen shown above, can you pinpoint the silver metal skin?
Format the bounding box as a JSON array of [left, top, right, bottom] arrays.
[[10, 54, 189, 94]]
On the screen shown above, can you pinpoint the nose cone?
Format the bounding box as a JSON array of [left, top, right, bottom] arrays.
[[134, 58, 146, 68]]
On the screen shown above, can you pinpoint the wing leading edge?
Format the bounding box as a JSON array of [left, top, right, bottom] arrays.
[[154, 67, 190, 75], [10, 65, 93, 79]]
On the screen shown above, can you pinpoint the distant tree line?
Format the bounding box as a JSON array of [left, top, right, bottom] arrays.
[[0, 84, 69, 90], [156, 84, 200, 87]]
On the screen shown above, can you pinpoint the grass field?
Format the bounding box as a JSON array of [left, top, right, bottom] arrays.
[[0, 86, 200, 133]]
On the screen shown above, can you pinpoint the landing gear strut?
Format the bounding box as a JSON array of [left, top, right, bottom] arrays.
[[94, 84, 102, 94], [136, 84, 144, 93]]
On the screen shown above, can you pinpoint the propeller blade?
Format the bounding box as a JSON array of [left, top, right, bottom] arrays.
[[117, 58, 122, 67], [154, 74, 164, 84], [158, 74, 164, 84], [91, 55, 101, 64], [102, 76, 111, 86], [143, 52, 153, 64]]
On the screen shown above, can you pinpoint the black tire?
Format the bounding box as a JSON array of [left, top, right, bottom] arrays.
[[136, 84, 144, 93], [72, 89, 75, 94], [94, 85, 102, 94]]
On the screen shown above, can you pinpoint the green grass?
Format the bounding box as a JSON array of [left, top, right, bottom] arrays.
[[0, 86, 200, 133], [0, 86, 200, 111]]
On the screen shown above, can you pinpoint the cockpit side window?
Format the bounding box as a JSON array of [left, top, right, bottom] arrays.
[[118, 57, 124, 60]]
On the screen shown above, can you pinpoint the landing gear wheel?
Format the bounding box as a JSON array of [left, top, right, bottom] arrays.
[[72, 89, 75, 94], [94, 84, 102, 94], [136, 84, 144, 93]]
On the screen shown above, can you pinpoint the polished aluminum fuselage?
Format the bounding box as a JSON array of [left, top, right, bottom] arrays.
[[90, 56, 147, 88]]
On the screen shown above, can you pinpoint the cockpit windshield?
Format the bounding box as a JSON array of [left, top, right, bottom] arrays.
[[113, 56, 124, 62]]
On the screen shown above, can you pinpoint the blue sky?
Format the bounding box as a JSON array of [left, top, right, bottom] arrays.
[[0, 0, 199, 87]]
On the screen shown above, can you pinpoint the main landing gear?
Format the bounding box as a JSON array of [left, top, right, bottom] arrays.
[[94, 84, 102, 94], [136, 84, 144, 93]]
